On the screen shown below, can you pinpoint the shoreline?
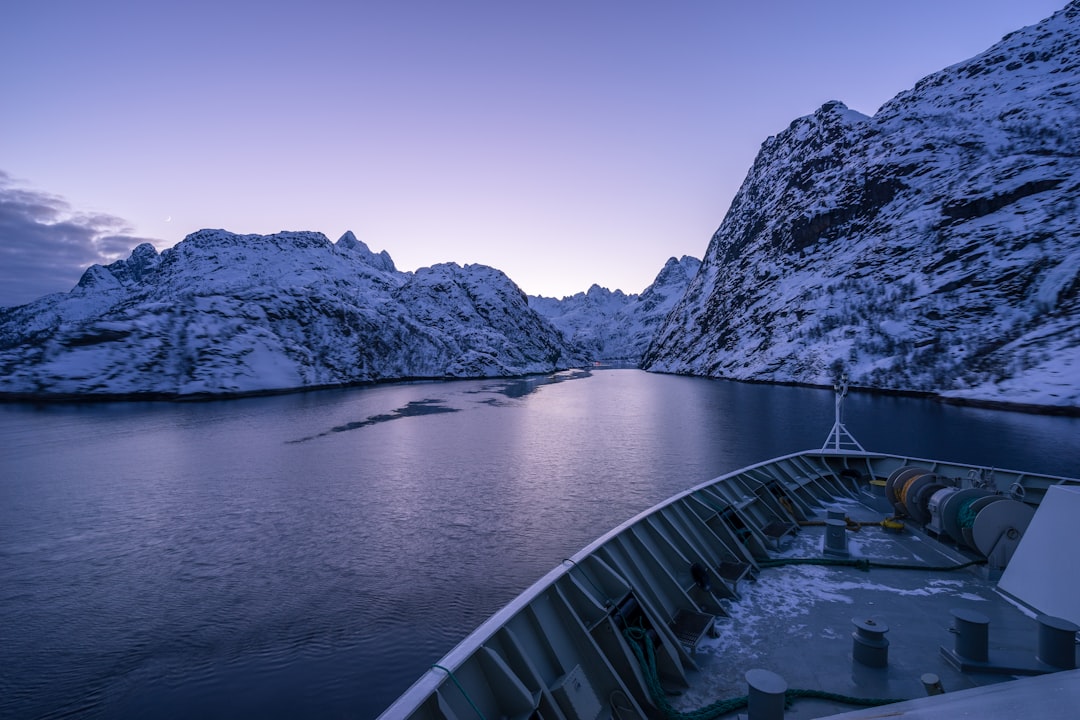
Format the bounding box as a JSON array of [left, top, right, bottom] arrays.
[[0, 367, 1076, 418], [695, 373, 1080, 418]]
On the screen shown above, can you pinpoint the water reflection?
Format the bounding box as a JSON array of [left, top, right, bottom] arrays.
[[1, 369, 1077, 720], [288, 398, 458, 442], [470, 368, 592, 402], [288, 370, 594, 441], [329, 399, 458, 433]]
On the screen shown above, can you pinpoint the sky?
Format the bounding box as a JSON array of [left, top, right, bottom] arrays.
[[0, 0, 1069, 307]]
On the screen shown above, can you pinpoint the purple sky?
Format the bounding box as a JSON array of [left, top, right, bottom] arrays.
[[0, 0, 1067, 307]]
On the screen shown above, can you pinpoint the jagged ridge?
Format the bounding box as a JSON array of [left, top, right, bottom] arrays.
[[0, 230, 584, 397], [643, 2, 1080, 410], [529, 255, 701, 364]]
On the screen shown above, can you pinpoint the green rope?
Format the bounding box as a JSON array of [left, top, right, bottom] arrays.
[[432, 664, 487, 720], [757, 557, 985, 572], [957, 498, 980, 529], [759, 557, 875, 571], [866, 558, 986, 571], [622, 628, 904, 720], [623, 626, 749, 720], [785, 687, 906, 706]]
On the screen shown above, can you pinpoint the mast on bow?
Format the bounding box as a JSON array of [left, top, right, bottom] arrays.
[[822, 376, 865, 452]]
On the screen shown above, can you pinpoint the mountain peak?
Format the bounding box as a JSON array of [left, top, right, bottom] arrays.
[[0, 229, 580, 397], [335, 230, 396, 272], [337, 230, 362, 247], [530, 255, 700, 364], [644, 3, 1080, 411]]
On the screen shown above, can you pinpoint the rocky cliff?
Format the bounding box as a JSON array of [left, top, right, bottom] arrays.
[[0, 230, 584, 398], [643, 2, 1080, 410], [529, 255, 701, 364]]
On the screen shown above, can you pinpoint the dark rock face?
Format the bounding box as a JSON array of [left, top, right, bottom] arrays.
[[0, 230, 584, 397], [529, 255, 701, 364], [643, 2, 1080, 409]]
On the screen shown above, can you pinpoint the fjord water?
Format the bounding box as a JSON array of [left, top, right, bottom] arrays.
[[2, 370, 1078, 720]]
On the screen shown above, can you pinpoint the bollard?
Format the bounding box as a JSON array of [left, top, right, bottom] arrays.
[[852, 618, 890, 668], [921, 672, 944, 695], [1036, 615, 1078, 670], [745, 669, 786, 720], [949, 609, 990, 663], [824, 518, 849, 557]]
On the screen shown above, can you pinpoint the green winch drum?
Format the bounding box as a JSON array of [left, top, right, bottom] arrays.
[[959, 495, 1006, 551], [939, 488, 993, 544]]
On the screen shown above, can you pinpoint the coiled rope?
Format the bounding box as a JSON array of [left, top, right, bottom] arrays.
[[897, 473, 922, 508], [957, 497, 981, 529]]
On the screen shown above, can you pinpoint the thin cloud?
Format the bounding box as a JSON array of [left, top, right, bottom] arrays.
[[0, 171, 161, 307]]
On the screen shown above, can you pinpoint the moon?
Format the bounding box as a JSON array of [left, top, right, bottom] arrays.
[[165, 216, 172, 223]]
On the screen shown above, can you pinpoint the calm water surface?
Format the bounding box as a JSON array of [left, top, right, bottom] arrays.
[[1, 369, 1078, 719]]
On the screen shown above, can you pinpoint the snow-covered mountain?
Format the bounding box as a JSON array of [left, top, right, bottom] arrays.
[[643, 2, 1080, 411], [0, 229, 584, 398], [529, 255, 701, 364]]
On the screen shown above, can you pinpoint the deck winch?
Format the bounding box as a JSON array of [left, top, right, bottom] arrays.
[[885, 465, 1034, 569]]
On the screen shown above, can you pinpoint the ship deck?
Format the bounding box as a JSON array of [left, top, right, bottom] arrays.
[[675, 494, 1078, 718], [378, 450, 1080, 720]]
